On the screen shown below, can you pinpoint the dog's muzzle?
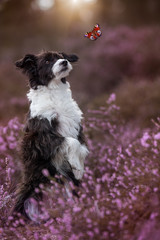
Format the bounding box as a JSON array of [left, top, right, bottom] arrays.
[[60, 60, 68, 72], [52, 59, 72, 79], [60, 60, 68, 67]]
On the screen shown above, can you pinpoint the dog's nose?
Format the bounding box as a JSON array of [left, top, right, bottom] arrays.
[[61, 60, 68, 66]]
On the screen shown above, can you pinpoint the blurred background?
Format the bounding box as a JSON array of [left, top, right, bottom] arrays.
[[1, 0, 160, 127]]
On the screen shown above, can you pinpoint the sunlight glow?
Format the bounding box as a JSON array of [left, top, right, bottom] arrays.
[[72, 0, 81, 5], [37, 0, 96, 11], [72, 0, 96, 5], [84, 0, 96, 2], [37, 0, 55, 11]]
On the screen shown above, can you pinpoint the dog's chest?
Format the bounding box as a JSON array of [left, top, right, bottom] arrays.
[[27, 82, 83, 138]]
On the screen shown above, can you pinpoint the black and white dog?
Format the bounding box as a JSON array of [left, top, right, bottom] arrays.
[[13, 51, 88, 221]]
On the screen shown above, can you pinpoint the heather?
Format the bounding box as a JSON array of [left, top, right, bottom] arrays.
[[1, 96, 160, 240], [90, 79, 160, 128]]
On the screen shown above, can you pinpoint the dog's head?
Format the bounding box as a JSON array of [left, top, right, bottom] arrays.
[[15, 51, 78, 89]]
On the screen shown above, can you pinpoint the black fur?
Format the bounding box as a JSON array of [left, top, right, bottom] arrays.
[[15, 54, 39, 89], [13, 117, 80, 217], [61, 77, 66, 84], [78, 125, 87, 145], [60, 53, 79, 62]]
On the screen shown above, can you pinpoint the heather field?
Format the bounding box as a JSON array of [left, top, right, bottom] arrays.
[[1, 0, 160, 239], [1, 96, 160, 240]]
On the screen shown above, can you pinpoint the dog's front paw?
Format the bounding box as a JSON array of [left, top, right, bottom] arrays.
[[65, 137, 88, 179]]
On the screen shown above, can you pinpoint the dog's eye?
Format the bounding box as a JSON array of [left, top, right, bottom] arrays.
[[46, 60, 49, 64]]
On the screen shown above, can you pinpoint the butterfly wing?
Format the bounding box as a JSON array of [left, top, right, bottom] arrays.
[[84, 31, 97, 41], [84, 32, 89, 38], [94, 24, 102, 37]]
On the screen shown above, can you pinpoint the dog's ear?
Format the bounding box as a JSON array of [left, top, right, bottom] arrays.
[[15, 54, 39, 89], [60, 53, 79, 62], [15, 54, 38, 74]]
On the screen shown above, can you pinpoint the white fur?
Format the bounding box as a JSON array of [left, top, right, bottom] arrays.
[[27, 59, 88, 179], [24, 198, 48, 223], [27, 80, 82, 138], [63, 137, 89, 179], [52, 59, 73, 79], [52, 137, 88, 179]]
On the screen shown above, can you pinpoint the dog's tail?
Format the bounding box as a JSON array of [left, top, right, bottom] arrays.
[[12, 181, 44, 222], [12, 172, 79, 222]]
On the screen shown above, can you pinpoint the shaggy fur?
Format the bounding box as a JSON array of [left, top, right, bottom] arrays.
[[13, 51, 88, 221]]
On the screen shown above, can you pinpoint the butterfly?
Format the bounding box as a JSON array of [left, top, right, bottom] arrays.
[[84, 24, 102, 41]]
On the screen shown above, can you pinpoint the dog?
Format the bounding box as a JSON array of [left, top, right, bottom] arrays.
[[13, 51, 89, 221]]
